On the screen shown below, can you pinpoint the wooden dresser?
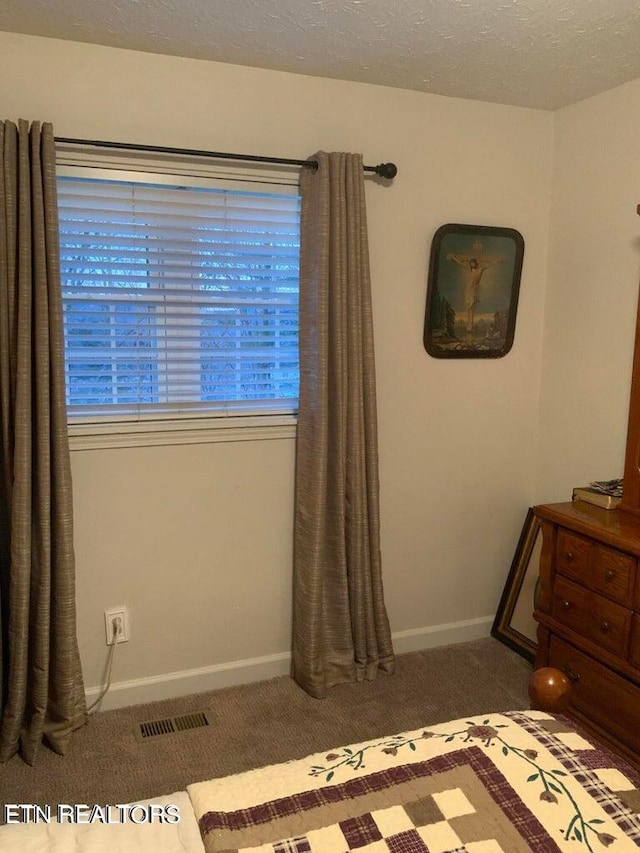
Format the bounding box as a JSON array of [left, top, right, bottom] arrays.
[[533, 209, 640, 763], [533, 500, 640, 768]]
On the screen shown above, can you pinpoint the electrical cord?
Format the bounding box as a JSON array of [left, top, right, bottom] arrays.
[[86, 617, 121, 715]]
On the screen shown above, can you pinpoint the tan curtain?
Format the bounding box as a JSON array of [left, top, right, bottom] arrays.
[[292, 151, 395, 698], [0, 119, 86, 765]]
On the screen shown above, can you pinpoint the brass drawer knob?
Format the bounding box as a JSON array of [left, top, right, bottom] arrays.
[[605, 570, 615, 581], [561, 665, 581, 683], [565, 552, 574, 561], [562, 600, 571, 610], [600, 620, 611, 633]]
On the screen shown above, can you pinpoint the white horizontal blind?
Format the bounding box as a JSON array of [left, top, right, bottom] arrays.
[[57, 171, 300, 421]]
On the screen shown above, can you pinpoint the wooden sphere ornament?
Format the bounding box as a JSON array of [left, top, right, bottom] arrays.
[[528, 667, 572, 713]]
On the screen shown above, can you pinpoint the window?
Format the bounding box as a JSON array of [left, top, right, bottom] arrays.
[[57, 158, 300, 445]]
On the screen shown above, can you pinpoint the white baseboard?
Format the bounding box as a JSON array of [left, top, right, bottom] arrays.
[[391, 615, 493, 655], [86, 651, 293, 712], [86, 616, 493, 711]]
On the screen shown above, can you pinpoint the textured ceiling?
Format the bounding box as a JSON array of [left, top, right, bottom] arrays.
[[2, 0, 640, 110]]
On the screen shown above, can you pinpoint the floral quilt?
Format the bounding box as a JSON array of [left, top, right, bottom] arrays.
[[187, 710, 640, 853]]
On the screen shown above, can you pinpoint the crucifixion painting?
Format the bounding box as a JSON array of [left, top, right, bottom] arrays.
[[446, 241, 506, 332], [424, 225, 524, 359]]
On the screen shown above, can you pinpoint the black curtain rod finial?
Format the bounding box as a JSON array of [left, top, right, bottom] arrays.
[[373, 162, 398, 180], [305, 161, 397, 180]]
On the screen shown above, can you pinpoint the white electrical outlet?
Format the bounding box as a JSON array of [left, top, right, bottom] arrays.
[[104, 607, 130, 645]]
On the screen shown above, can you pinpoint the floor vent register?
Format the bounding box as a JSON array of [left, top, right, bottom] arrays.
[[134, 710, 211, 742]]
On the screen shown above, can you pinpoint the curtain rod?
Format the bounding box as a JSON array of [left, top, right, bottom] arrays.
[[54, 137, 398, 180]]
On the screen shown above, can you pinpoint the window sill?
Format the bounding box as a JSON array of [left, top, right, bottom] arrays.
[[68, 415, 297, 451]]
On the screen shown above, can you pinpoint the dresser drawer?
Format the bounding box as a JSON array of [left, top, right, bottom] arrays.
[[551, 576, 588, 635], [587, 593, 632, 658], [556, 529, 590, 580], [549, 635, 640, 755], [556, 525, 636, 605], [590, 544, 636, 605]]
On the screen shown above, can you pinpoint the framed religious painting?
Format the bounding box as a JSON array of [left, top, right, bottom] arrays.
[[423, 223, 525, 358]]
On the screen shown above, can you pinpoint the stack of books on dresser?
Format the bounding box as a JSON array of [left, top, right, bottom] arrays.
[[572, 478, 623, 510]]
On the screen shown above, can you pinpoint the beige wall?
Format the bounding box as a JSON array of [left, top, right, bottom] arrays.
[[0, 32, 554, 704], [537, 79, 640, 501]]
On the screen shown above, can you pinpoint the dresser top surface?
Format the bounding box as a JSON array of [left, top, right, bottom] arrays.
[[534, 501, 640, 555]]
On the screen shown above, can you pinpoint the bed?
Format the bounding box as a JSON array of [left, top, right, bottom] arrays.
[[2, 675, 640, 852], [187, 708, 640, 852]]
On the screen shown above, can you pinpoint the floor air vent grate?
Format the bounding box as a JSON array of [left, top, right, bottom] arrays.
[[134, 710, 211, 742]]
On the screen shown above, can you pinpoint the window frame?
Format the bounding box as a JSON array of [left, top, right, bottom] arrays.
[[56, 151, 300, 449]]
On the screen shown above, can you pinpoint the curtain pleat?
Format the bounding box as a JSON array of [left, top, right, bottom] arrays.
[[292, 151, 394, 698], [0, 119, 86, 765]]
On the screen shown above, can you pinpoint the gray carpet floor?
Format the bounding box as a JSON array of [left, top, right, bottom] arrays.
[[0, 638, 531, 812]]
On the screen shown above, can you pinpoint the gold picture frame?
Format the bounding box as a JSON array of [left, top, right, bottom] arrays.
[[491, 508, 541, 662]]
